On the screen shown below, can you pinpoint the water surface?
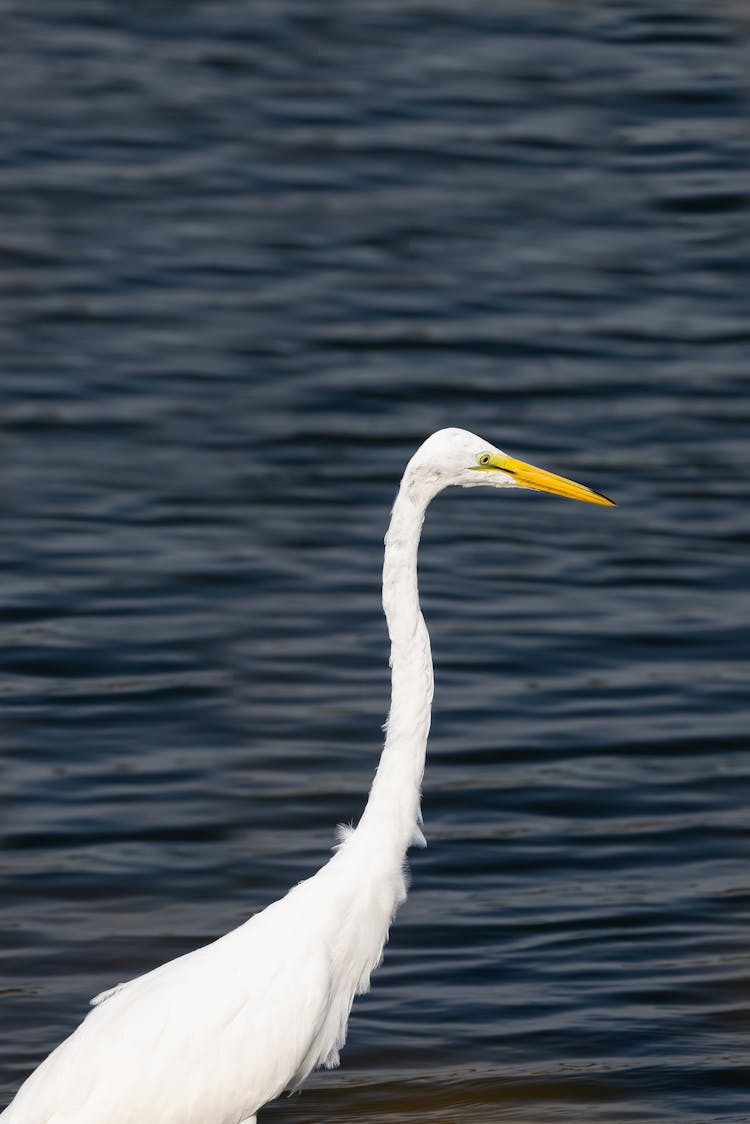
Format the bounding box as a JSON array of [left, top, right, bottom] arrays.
[[1, 2, 749, 1121]]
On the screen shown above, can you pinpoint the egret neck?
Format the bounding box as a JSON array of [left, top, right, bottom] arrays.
[[358, 470, 435, 858]]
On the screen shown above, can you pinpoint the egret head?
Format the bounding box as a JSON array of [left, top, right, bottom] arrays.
[[406, 428, 615, 507]]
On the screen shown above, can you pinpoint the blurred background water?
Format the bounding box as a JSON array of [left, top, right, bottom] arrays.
[[1, 1, 749, 1120]]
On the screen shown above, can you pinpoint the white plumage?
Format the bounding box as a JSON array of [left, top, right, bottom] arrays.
[[1, 428, 612, 1124]]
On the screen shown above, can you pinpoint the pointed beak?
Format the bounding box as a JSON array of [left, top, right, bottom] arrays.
[[487, 454, 615, 507]]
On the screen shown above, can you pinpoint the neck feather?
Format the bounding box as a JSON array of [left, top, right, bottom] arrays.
[[358, 475, 434, 854]]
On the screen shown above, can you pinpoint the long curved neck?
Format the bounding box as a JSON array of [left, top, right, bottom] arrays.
[[358, 475, 434, 855]]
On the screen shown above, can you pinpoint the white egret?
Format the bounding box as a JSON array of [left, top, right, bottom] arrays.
[[1, 428, 614, 1124]]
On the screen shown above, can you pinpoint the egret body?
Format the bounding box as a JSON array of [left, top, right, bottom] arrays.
[[1, 428, 613, 1124]]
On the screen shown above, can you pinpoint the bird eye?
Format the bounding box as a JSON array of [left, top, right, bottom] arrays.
[[477, 453, 492, 466]]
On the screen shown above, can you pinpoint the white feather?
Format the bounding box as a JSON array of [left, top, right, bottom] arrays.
[[1, 429, 611, 1124]]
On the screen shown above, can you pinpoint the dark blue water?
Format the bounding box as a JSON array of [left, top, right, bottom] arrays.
[[1, 2, 749, 1121]]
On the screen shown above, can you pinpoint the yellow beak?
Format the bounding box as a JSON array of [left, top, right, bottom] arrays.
[[481, 453, 615, 507]]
